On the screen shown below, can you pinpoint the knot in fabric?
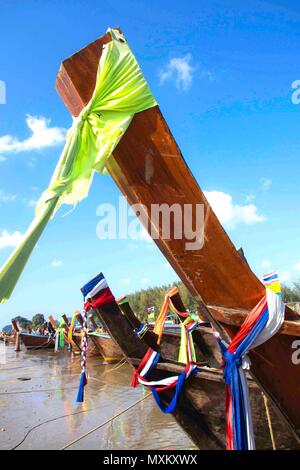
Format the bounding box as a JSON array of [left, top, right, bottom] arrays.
[[223, 349, 243, 384]]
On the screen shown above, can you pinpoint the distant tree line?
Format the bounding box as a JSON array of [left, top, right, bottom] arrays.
[[281, 280, 300, 303], [4, 313, 46, 331], [127, 281, 204, 322], [3, 280, 300, 331]]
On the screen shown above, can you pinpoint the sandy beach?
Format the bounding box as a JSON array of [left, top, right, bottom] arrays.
[[0, 344, 193, 450]]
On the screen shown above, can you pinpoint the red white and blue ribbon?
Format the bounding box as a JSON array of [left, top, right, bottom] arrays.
[[76, 309, 88, 403], [131, 287, 199, 413], [134, 322, 149, 339], [131, 347, 198, 413], [76, 272, 115, 402], [215, 288, 285, 450], [263, 271, 282, 297]]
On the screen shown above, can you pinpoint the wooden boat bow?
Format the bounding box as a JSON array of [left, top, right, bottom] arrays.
[[56, 28, 300, 442]]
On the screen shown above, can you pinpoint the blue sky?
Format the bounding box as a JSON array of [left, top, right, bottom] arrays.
[[0, 0, 299, 327]]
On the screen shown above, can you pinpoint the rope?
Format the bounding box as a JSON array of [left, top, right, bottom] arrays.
[[102, 357, 127, 374], [10, 359, 129, 449], [11, 403, 108, 450], [59, 392, 152, 450], [262, 392, 276, 450], [0, 386, 77, 396], [76, 309, 88, 402]]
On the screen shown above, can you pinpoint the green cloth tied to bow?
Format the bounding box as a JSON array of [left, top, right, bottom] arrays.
[[58, 317, 65, 349], [0, 28, 157, 304]]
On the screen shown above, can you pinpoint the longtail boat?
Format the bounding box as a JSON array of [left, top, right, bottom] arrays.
[[87, 331, 123, 363], [2, 323, 16, 345], [2, 334, 15, 345], [48, 315, 70, 348], [62, 312, 119, 360], [10, 319, 55, 350], [118, 296, 221, 366], [61, 312, 98, 357], [56, 28, 300, 446], [86, 311, 124, 362], [61, 313, 83, 353], [18, 332, 55, 350]]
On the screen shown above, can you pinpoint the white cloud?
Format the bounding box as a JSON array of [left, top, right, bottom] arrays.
[[280, 271, 291, 282], [0, 190, 17, 202], [261, 260, 271, 269], [0, 115, 66, 155], [51, 259, 62, 268], [0, 230, 23, 249], [27, 199, 37, 208], [204, 190, 266, 229], [0, 155, 6, 162], [141, 277, 151, 284], [121, 278, 131, 285], [294, 262, 300, 271], [260, 178, 272, 191], [160, 54, 194, 91]]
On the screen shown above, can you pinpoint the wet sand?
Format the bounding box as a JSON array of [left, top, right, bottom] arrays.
[[0, 345, 194, 450]]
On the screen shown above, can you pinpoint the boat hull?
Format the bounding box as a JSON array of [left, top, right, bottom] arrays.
[[119, 299, 222, 367], [19, 333, 54, 350], [94, 299, 300, 450], [55, 30, 300, 438], [88, 332, 123, 363]]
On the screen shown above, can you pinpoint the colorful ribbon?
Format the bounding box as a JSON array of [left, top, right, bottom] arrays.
[[131, 347, 198, 413], [134, 322, 149, 339], [76, 273, 115, 402], [68, 311, 81, 349], [58, 317, 65, 349], [216, 288, 285, 450], [131, 287, 199, 413], [76, 309, 88, 403], [263, 271, 282, 296], [178, 316, 197, 364]]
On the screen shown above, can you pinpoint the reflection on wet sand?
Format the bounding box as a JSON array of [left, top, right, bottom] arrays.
[[0, 346, 194, 450]]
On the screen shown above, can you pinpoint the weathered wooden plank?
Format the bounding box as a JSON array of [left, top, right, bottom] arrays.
[[208, 305, 300, 336], [11, 319, 20, 333], [48, 315, 58, 330]]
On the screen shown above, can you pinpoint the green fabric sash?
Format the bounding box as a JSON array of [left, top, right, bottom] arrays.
[[0, 28, 157, 304]]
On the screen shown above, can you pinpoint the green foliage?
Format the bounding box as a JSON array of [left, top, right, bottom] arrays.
[[11, 313, 46, 330], [12, 315, 32, 329], [126, 281, 198, 321], [7, 279, 300, 331], [31, 313, 45, 328], [126, 279, 300, 321], [281, 281, 300, 303]]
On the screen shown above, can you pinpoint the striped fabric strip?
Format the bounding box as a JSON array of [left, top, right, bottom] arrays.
[[77, 272, 115, 402], [117, 296, 128, 305], [84, 277, 108, 301], [217, 288, 285, 450], [263, 271, 278, 283], [263, 271, 281, 296], [82, 272, 115, 311], [81, 272, 104, 298], [131, 287, 199, 413]]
